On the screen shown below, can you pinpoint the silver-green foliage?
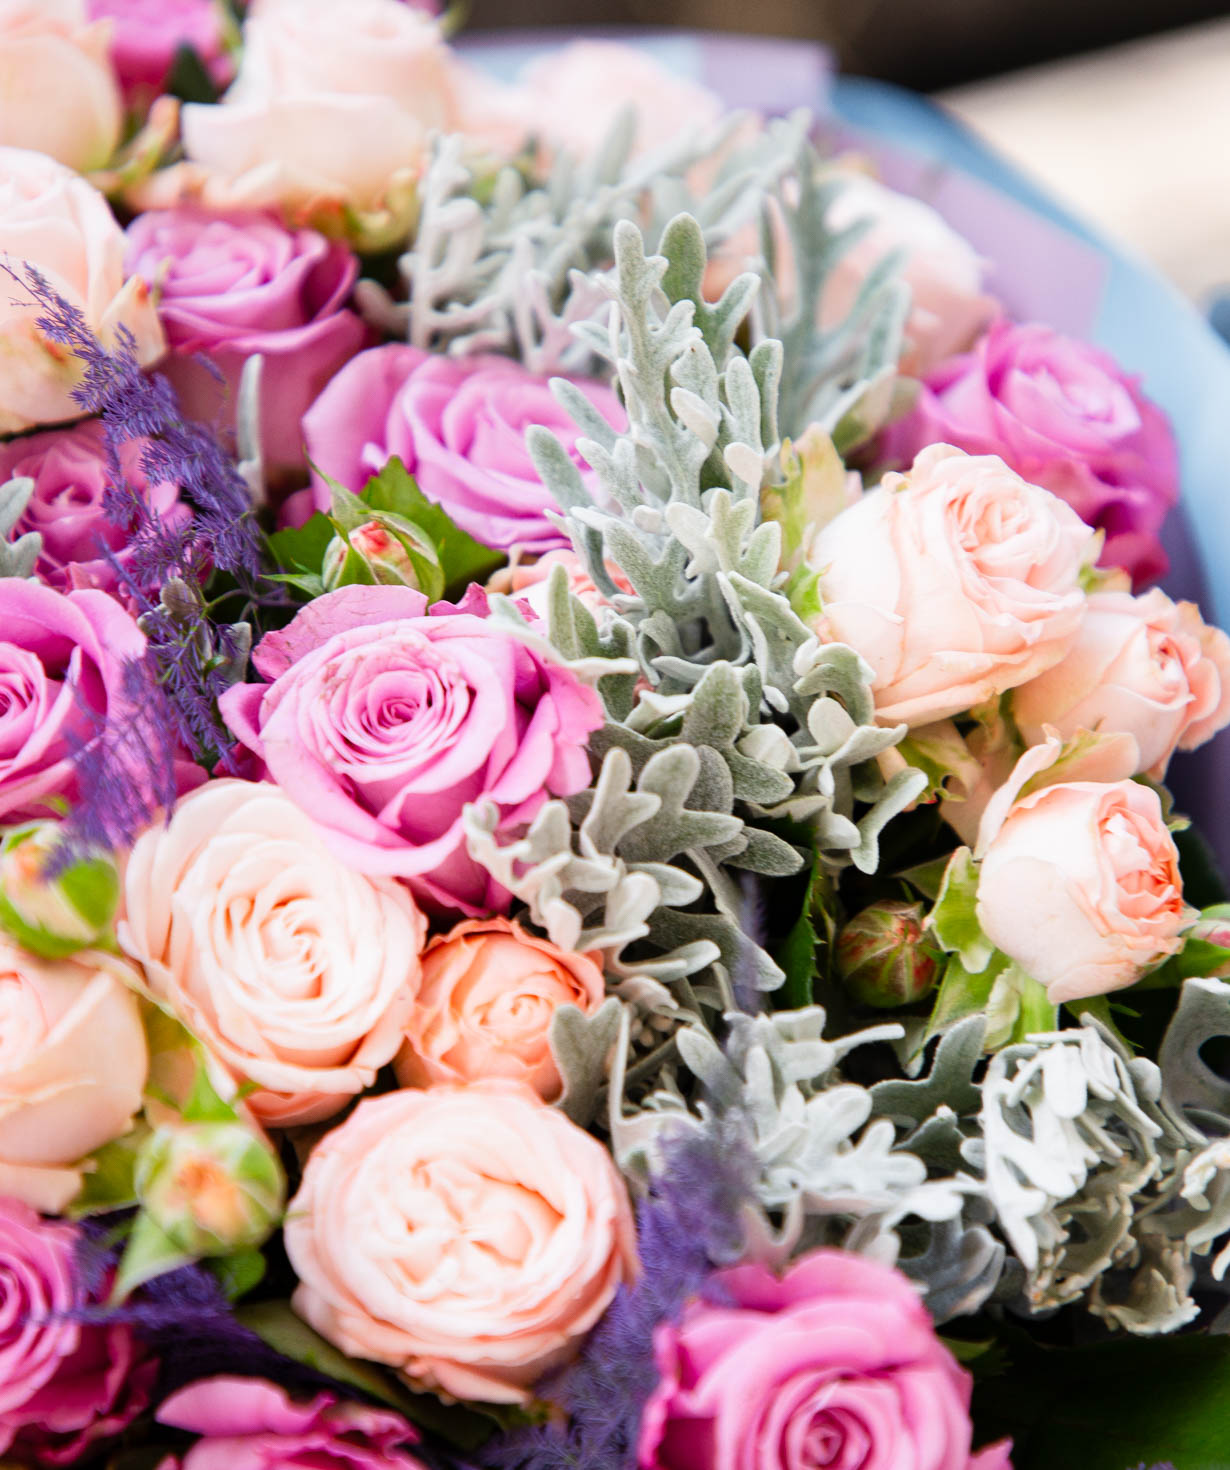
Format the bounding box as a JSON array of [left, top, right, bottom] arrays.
[[0, 478, 43, 579]]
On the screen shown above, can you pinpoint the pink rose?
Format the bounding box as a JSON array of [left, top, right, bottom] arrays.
[[301, 344, 625, 551], [86, 0, 232, 101], [487, 548, 635, 623], [0, 1199, 155, 1466], [156, 1377, 427, 1470], [394, 917, 604, 1100], [822, 171, 997, 377], [639, 1247, 1012, 1470], [219, 586, 603, 914], [0, 1, 121, 172], [285, 1080, 636, 1403], [0, 420, 188, 596], [0, 941, 147, 1211], [124, 209, 366, 478], [0, 579, 152, 822], [975, 742, 1190, 1003], [879, 320, 1180, 586], [0, 147, 163, 434], [119, 780, 426, 1126], [1013, 588, 1230, 780], [811, 444, 1096, 727]]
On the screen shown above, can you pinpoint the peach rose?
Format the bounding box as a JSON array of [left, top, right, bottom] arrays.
[[0, 0, 122, 172], [1013, 587, 1230, 779], [394, 918, 604, 1100], [285, 1081, 636, 1403], [821, 172, 996, 377], [975, 742, 1190, 1003], [175, 0, 455, 228], [0, 939, 146, 1212], [118, 780, 426, 1127], [811, 444, 1096, 727], [0, 147, 164, 433]]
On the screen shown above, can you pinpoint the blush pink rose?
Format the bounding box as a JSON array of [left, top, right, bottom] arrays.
[[0, 420, 188, 596], [119, 780, 426, 1126], [639, 1248, 1012, 1470], [285, 1080, 637, 1404], [487, 549, 635, 623], [1013, 588, 1230, 780], [0, 1199, 156, 1466], [0, 941, 147, 1211], [219, 585, 603, 914], [394, 917, 604, 1100], [810, 444, 1096, 727], [975, 745, 1190, 1004], [0, 0, 121, 172], [0, 579, 153, 822], [124, 209, 366, 478], [156, 1377, 427, 1470], [300, 344, 626, 551], [0, 147, 163, 434], [879, 320, 1180, 587], [86, 0, 232, 100]]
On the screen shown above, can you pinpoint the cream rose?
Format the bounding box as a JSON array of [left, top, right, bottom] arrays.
[[1013, 588, 1230, 779], [0, 147, 163, 433], [811, 444, 1096, 727], [0, 0, 122, 172], [0, 940, 146, 1212], [285, 1081, 636, 1403], [394, 918, 604, 1100], [975, 746, 1190, 1003], [119, 780, 426, 1127]]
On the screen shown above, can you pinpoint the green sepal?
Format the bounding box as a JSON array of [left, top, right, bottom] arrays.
[[926, 951, 1009, 1043], [69, 1128, 148, 1218], [209, 1247, 267, 1301], [110, 1211, 192, 1304], [929, 847, 994, 972]]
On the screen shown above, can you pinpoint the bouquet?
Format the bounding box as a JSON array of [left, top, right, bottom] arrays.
[[0, 3, 1225, 1468]]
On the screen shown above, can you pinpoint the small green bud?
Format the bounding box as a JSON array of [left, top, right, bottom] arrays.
[[836, 900, 939, 1009], [0, 822, 119, 958], [135, 1122, 284, 1258], [323, 519, 425, 592]]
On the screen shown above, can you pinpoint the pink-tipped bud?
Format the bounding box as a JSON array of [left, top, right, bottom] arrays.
[[836, 900, 939, 1008]]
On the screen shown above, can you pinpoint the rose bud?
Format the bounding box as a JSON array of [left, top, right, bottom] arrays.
[[0, 821, 119, 959], [836, 899, 939, 1008], [322, 519, 428, 593], [135, 1121, 285, 1258]]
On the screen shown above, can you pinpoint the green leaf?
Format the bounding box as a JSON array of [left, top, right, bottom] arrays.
[[1065, 994, 1139, 1051], [926, 951, 1008, 1043], [69, 1128, 148, 1217], [165, 41, 222, 105], [929, 847, 994, 972], [773, 849, 835, 1010], [897, 852, 953, 903], [182, 1056, 242, 1125], [209, 1247, 266, 1301]]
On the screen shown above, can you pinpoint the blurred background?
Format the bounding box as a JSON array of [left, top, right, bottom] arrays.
[[467, 3, 1230, 306]]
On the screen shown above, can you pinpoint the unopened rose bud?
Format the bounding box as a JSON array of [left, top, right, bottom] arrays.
[[836, 900, 939, 1008], [323, 520, 424, 592], [135, 1122, 285, 1258], [0, 822, 119, 959]]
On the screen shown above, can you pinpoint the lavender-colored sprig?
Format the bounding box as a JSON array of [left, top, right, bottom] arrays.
[[480, 1121, 756, 1470]]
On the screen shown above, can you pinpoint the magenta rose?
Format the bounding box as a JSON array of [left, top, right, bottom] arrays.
[[300, 343, 625, 550], [640, 1248, 1012, 1470], [879, 319, 1179, 587], [155, 1377, 427, 1470], [124, 209, 367, 479], [219, 585, 603, 914], [0, 419, 188, 597], [86, 0, 232, 100], [0, 1197, 156, 1467]]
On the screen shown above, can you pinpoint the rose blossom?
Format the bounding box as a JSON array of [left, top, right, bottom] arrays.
[[0, 580, 153, 822], [1013, 588, 1230, 780], [0, 147, 163, 434], [285, 1080, 636, 1403], [974, 741, 1190, 1003], [487, 549, 635, 623], [394, 917, 604, 1100], [0, 1, 121, 172], [155, 1377, 427, 1470], [879, 320, 1180, 586], [219, 585, 603, 914], [119, 780, 427, 1126], [301, 344, 626, 551], [639, 1248, 1012, 1470], [810, 443, 1096, 727], [125, 209, 366, 477], [0, 420, 187, 595], [0, 941, 147, 1211], [86, 0, 232, 101], [0, 1199, 156, 1466]]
